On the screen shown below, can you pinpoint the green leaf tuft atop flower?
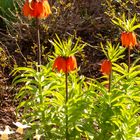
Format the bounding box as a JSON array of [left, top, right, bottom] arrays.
[[49, 34, 86, 57], [112, 14, 140, 32]]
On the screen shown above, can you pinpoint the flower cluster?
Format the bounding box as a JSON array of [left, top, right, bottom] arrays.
[[23, 0, 52, 18], [121, 32, 137, 48], [101, 59, 112, 75], [53, 56, 77, 73]]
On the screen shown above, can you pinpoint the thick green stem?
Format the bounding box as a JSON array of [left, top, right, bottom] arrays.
[[108, 66, 112, 92], [36, 18, 41, 72], [65, 72, 69, 140], [128, 47, 130, 73]]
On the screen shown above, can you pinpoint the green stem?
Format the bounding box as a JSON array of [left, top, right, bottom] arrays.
[[65, 72, 69, 140], [39, 84, 46, 136], [36, 18, 41, 72], [128, 47, 130, 73], [108, 66, 112, 92]]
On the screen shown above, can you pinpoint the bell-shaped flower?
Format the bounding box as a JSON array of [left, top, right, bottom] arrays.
[[100, 59, 112, 75], [121, 32, 137, 48], [53, 56, 77, 73], [23, 0, 52, 18]]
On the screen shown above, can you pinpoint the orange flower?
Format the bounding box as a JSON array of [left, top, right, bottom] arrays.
[[53, 56, 67, 72], [66, 56, 77, 72], [101, 59, 112, 75], [121, 32, 137, 48], [53, 56, 77, 73], [23, 0, 52, 18]]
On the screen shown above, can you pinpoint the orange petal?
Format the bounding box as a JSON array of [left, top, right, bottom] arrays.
[[23, 0, 32, 16], [53, 56, 67, 73], [22, 0, 51, 18], [131, 32, 137, 46], [41, 0, 52, 18], [101, 60, 112, 75], [66, 56, 77, 72]]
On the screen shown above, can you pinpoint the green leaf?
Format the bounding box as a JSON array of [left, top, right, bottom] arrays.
[[111, 95, 126, 104], [130, 14, 136, 28], [131, 96, 140, 102], [130, 24, 140, 31]]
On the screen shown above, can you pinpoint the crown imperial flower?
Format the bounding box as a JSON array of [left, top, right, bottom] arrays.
[[101, 59, 112, 75], [121, 32, 137, 48], [53, 56, 77, 73], [23, 0, 52, 18]]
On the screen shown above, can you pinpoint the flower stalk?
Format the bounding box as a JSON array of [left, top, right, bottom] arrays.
[[108, 67, 112, 92], [121, 32, 137, 72], [22, 0, 52, 72], [36, 18, 41, 72], [128, 47, 130, 72], [65, 72, 69, 140]]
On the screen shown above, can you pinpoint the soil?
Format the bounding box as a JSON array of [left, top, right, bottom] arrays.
[[0, 75, 16, 129]]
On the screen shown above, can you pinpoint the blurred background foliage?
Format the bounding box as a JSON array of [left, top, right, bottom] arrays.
[[0, 0, 140, 78]]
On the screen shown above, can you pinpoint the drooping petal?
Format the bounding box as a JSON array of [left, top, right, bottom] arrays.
[[121, 32, 137, 48], [53, 56, 66, 73], [22, 0, 52, 18], [33, 2, 43, 17], [53, 56, 77, 73], [23, 0, 32, 17], [131, 32, 137, 47], [66, 56, 77, 72], [101, 60, 112, 75], [41, 0, 52, 18]]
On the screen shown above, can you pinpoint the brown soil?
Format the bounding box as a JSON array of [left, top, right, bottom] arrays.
[[0, 75, 16, 129]]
